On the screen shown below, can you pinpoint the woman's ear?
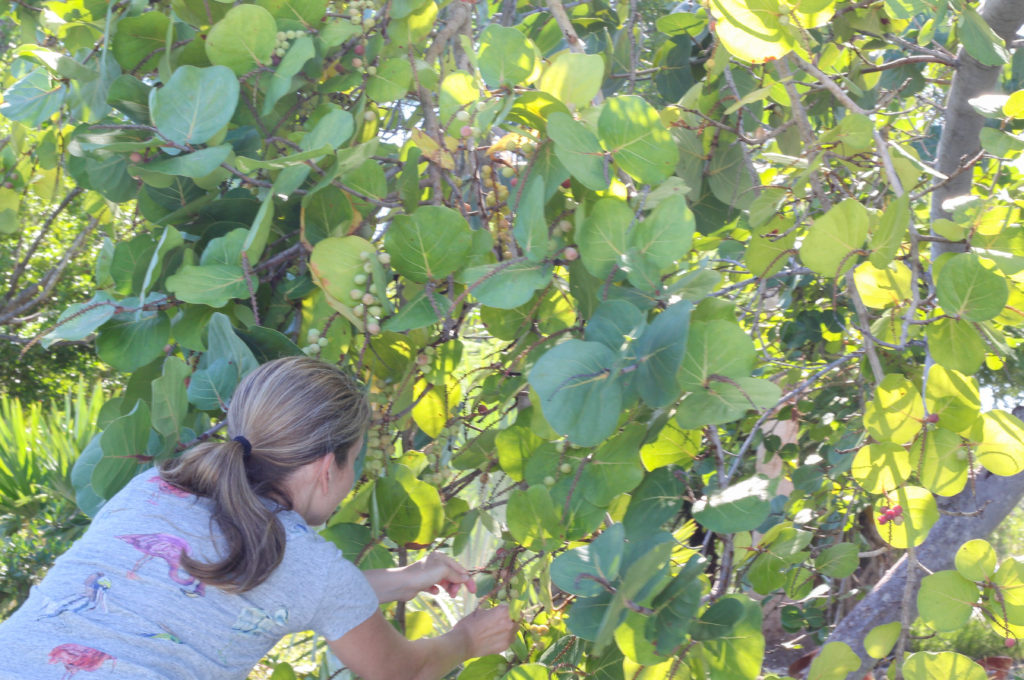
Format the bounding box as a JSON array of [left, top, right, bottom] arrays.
[[318, 453, 334, 492]]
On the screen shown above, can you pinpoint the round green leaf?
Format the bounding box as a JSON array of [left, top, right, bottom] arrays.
[[580, 425, 646, 506], [477, 25, 540, 88], [870, 194, 910, 268], [150, 65, 240, 146], [0, 68, 67, 127], [918, 570, 979, 632], [112, 12, 171, 73], [1005, 90, 1024, 118], [204, 4, 277, 75], [508, 486, 563, 552], [693, 475, 772, 533], [385, 206, 472, 283], [628, 301, 691, 407], [675, 377, 781, 429], [745, 216, 796, 277], [902, 652, 987, 680], [42, 292, 117, 347], [925, 364, 980, 434], [501, 664, 548, 680], [96, 309, 171, 372], [708, 141, 755, 209], [815, 542, 859, 579], [678, 320, 756, 391], [166, 264, 249, 308], [911, 427, 968, 497], [598, 95, 678, 185], [256, 0, 327, 23], [863, 374, 924, 444], [366, 58, 413, 103], [806, 641, 861, 680], [689, 597, 745, 641], [709, 0, 796, 64], [528, 339, 622, 447], [800, 199, 871, 277], [970, 410, 1024, 477], [852, 442, 912, 494], [853, 261, 913, 309], [578, 197, 632, 279], [640, 419, 700, 470], [928, 318, 985, 375], [548, 112, 609, 191], [874, 486, 938, 549], [956, 539, 997, 582], [460, 261, 552, 309], [309, 235, 376, 306], [936, 253, 1008, 322], [538, 52, 604, 108], [375, 464, 443, 546], [551, 524, 625, 597], [623, 468, 685, 538], [864, 621, 901, 659], [630, 194, 695, 270]]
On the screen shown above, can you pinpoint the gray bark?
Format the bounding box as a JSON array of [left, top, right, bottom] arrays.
[[929, 0, 1024, 257]]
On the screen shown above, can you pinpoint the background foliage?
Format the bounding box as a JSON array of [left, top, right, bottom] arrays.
[[5, 0, 1024, 677]]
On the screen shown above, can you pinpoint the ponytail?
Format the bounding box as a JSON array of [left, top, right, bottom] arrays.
[[160, 357, 370, 593]]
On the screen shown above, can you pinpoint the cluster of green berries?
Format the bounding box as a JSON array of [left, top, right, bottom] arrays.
[[301, 327, 330, 356], [480, 165, 510, 209], [274, 30, 306, 58], [363, 424, 394, 475], [346, 0, 376, 27], [877, 504, 903, 525], [347, 250, 391, 335]]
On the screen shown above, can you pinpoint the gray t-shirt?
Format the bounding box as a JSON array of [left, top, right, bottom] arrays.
[[0, 471, 378, 679]]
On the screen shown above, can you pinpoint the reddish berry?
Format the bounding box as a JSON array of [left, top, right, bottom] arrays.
[[354, 44, 365, 55], [460, 125, 474, 138], [129, 152, 144, 163], [563, 247, 579, 262], [1006, 638, 1016, 648]]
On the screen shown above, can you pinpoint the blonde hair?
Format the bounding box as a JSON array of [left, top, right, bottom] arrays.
[[160, 356, 370, 593]]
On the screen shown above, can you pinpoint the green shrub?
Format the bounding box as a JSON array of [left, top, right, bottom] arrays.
[[0, 383, 104, 615]]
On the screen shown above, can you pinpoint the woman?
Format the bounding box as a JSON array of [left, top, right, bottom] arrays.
[[0, 356, 515, 679]]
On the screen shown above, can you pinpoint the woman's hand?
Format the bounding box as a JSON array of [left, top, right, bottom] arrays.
[[453, 604, 518, 658], [363, 551, 477, 603], [412, 552, 477, 599]]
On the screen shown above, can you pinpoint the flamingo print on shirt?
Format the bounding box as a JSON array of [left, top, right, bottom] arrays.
[[116, 533, 205, 597], [37, 572, 111, 620], [47, 644, 115, 678], [145, 475, 190, 504]]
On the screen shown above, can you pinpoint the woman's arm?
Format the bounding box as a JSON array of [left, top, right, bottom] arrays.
[[363, 552, 476, 603], [328, 605, 516, 680]]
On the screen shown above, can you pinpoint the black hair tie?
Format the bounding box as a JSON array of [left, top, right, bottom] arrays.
[[233, 435, 253, 461]]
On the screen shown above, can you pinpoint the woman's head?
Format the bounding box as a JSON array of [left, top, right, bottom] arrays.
[[227, 355, 370, 495], [161, 356, 371, 592]]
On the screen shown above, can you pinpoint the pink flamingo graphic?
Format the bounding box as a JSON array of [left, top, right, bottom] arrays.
[[116, 533, 205, 597], [146, 475, 190, 503], [47, 643, 115, 678]]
